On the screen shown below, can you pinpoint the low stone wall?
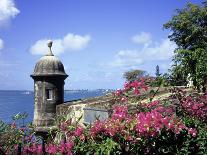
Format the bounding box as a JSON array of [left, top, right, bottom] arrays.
[[56, 87, 192, 124], [56, 94, 112, 124]]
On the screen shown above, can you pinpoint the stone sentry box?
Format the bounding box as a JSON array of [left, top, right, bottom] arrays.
[[32, 77, 65, 126], [31, 41, 68, 128]]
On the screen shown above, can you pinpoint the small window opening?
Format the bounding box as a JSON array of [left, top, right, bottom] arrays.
[[46, 89, 53, 100]]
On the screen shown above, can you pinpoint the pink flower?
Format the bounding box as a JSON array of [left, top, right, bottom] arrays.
[[27, 144, 38, 153], [192, 104, 199, 110], [124, 82, 131, 91], [134, 88, 140, 95], [161, 116, 170, 127], [121, 96, 128, 103], [181, 94, 207, 120], [105, 127, 116, 136], [79, 134, 85, 141], [142, 85, 148, 91], [188, 128, 197, 137], [112, 105, 128, 121], [115, 89, 122, 96], [166, 122, 174, 130], [65, 142, 73, 152], [36, 145, 42, 155], [58, 141, 66, 153], [46, 143, 58, 154], [74, 126, 84, 137], [90, 120, 104, 137], [60, 122, 68, 131], [148, 101, 159, 108]]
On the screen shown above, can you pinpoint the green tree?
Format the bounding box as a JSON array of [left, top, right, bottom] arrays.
[[123, 69, 146, 82], [169, 64, 187, 86], [164, 2, 207, 91]]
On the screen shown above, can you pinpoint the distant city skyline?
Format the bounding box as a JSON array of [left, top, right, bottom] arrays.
[[0, 0, 203, 90]]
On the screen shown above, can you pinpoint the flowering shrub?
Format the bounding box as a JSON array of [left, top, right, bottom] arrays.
[[0, 81, 206, 154], [0, 113, 37, 155], [181, 95, 207, 121], [87, 105, 199, 154], [111, 78, 148, 106]]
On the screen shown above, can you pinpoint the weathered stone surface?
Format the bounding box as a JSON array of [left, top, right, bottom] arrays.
[[56, 95, 112, 124], [84, 107, 108, 124], [33, 55, 67, 76], [31, 41, 68, 129], [32, 77, 66, 127]]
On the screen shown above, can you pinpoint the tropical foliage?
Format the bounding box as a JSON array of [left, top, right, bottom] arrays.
[[123, 69, 147, 82], [0, 79, 206, 154], [164, 2, 207, 90]]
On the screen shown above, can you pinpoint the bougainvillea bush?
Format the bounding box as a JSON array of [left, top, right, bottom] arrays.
[[0, 80, 206, 154]]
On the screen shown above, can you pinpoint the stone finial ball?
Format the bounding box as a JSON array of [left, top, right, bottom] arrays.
[[47, 40, 53, 48]]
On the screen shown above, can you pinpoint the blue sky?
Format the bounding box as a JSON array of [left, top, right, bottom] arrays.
[[0, 0, 203, 90]]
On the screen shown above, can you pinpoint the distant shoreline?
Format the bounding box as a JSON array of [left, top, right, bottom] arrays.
[[0, 89, 115, 92]]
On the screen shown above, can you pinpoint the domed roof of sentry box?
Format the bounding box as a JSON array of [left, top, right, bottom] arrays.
[[31, 40, 68, 77]]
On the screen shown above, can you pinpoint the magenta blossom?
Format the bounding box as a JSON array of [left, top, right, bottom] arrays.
[[74, 126, 84, 137]]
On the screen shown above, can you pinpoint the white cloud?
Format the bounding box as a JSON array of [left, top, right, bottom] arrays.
[[30, 33, 91, 55], [0, 0, 20, 25], [132, 32, 152, 45], [143, 39, 176, 60], [160, 63, 170, 71], [0, 38, 3, 50], [108, 38, 176, 68], [109, 50, 143, 68]]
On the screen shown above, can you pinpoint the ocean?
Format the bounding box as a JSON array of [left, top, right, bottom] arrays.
[[0, 90, 110, 124]]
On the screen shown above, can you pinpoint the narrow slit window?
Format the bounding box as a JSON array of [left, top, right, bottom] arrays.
[[46, 89, 53, 100]]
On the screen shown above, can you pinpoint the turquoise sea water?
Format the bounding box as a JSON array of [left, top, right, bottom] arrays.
[[0, 90, 109, 123]]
